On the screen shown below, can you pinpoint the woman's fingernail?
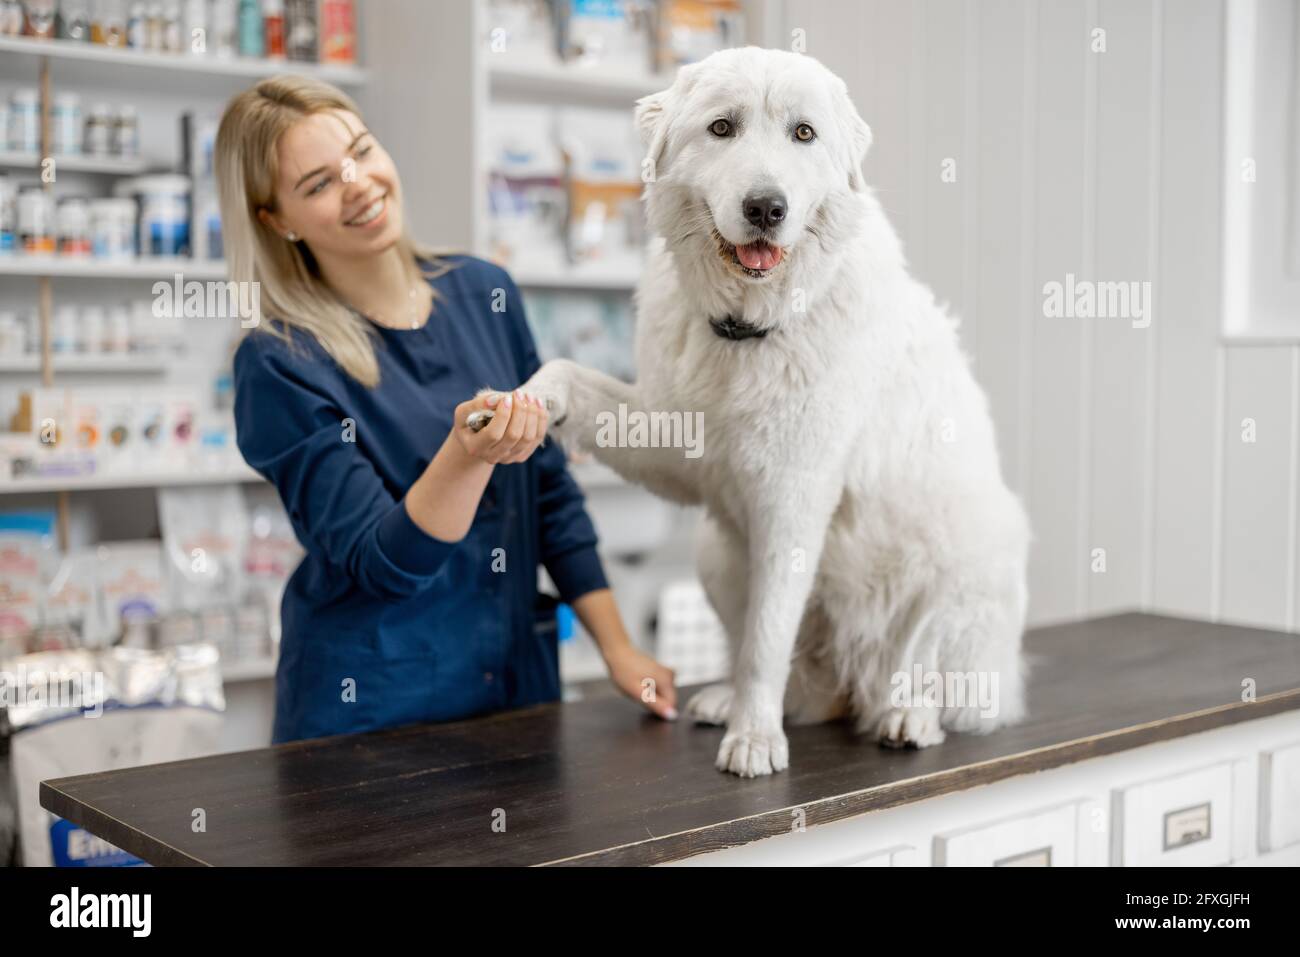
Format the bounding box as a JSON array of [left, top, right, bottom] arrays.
[[486, 393, 500, 407], [665, 708, 678, 720], [504, 393, 512, 408]]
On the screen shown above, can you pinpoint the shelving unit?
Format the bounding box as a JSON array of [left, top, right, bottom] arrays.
[[0, 148, 148, 175], [0, 17, 362, 715], [0, 35, 368, 86], [0, 256, 228, 280], [0, 23, 366, 555], [0, 464, 263, 496], [0, 355, 169, 373]]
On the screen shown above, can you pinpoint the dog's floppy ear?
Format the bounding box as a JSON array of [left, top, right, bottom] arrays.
[[635, 88, 671, 181], [833, 78, 873, 193]]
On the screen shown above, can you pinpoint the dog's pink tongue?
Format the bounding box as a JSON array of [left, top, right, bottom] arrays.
[[736, 241, 783, 271]]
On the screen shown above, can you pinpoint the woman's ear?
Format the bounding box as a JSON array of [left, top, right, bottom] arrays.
[[257, 206, 290, 239]]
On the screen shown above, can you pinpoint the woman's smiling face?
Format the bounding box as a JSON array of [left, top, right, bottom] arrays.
[[264, 108, 404, 260]]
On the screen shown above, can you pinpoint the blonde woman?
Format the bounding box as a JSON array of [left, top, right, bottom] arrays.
[[216, 76, 676, 743]]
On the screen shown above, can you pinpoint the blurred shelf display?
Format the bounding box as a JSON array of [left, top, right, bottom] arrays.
[[511, 258, 642, 291], [0, 466, 263, 495], [0, 150, 149, 175], [488, 56, 669, 105], [219, 654, 278, 683], [0, 256, 227, 279], [0, 356, 169, 373], [0, 34, 366, 86]]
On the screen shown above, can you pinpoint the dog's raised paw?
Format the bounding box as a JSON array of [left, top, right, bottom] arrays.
[[685, 683, 733, 726], [716, 726, 789, 777], [875, 707, 946, 749]]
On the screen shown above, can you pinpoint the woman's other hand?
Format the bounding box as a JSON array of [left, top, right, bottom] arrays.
[[453, 389, 549, 465], [605, 644, 679, 720]]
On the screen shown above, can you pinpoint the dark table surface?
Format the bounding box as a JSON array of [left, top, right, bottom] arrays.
[[39, 612, 1300, 865]]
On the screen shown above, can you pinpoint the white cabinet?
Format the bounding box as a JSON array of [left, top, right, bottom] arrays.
[[1111, 762, 1235, 866], [934, 802, 1078, 867], [1259, 740, 1300, 854]]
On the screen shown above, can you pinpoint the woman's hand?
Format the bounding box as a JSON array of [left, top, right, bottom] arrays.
[[453, 388, 549, 465], [605, 643, 678, 720]]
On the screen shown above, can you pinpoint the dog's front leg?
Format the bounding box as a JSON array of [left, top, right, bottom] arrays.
[[718, 471, 842, 777], [521, 358, 703, 506]]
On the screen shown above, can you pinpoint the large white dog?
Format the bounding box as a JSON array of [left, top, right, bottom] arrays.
[[522, 46, 1032, 777]]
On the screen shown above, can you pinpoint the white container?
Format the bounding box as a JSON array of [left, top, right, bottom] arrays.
[[8, 88, 40, 155], [17, 188, 55, 254], [51, 93, 83, 157], [106, 304, 132, 352], [85, 103, 115, 158], [119, 174, 190, 258], [90, 197, 136, 260], [56, 197, 92, 256], [0, 308, 24, 357], [79, 305, 105, 354], [52, 305, 78, 354], [113, 104, 139, 159]]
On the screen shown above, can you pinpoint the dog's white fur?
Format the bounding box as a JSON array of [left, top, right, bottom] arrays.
[[522, 47, 1032, 777]]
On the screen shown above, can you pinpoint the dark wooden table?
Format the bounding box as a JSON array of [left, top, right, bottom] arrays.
[[40, 612, 1300, 865]]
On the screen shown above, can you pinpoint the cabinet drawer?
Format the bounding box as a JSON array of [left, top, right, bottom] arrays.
[[1111, 762, 1233, 866], [1260, 741, 1300, 854], [837, 845, 917, 867], [933, 802, 1078, 867]]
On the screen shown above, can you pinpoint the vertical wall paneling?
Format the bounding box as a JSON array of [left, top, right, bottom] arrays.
[[974, 0, 1031, 494], [1027, 0, 1089, 623], [1220, 346, 1295, 628], [1150, 0, 1224, 620], [918, 0, 970, 345], [1140, 0, 1164, 609], [1087, 0, 1156, 615]]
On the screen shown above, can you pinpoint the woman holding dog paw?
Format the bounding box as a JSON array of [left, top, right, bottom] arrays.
[[216, 76, 676, 744]]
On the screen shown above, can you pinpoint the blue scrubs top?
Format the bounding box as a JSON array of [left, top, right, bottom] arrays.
[[232, 254, 609, 744]]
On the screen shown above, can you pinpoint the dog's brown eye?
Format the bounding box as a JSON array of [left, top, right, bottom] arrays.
[[795, 123, 816, 142], [709, 118, 732, 137]]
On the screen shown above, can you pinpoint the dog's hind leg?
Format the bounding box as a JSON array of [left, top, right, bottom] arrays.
[[521, 358, 704, 506]]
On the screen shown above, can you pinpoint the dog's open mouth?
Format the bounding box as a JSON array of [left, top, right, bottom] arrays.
[[712, 227, 786, 278]]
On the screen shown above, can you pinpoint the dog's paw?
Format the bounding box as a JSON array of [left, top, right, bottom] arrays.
[[521, 358, 575, 428], [875, 707, 946, 749], [716, 724, 789, 777], [685, 683, 733, 726]]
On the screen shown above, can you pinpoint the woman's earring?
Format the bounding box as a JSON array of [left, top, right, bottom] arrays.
[[285, 231, 298, 241]]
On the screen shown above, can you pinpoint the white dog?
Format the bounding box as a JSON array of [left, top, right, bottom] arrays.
[[522, 47, 1032, 777]]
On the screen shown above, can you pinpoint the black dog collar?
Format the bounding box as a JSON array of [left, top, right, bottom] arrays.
[[708, 314, 769, 340]]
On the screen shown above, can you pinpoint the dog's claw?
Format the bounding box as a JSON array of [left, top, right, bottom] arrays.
[[875, 708, 946, 749]]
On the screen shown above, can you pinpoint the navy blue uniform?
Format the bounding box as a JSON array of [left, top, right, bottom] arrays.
[[232, 255, 608, 743]]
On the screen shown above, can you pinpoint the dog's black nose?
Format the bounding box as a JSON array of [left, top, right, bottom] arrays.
[[742, 193, 787, 229]]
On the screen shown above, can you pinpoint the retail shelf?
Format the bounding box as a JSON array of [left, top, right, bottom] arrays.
[[0, 355, 169, 373], [0, 35, 367, 87], [487, 55, 669, 105], [0, 256, 228, 280], [220, 655, 278, 683], [0, 464, 263, 495], [0, 150, 150, 175], [510, 259, 643, 291]]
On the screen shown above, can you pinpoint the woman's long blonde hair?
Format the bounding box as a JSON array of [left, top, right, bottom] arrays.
[[216, 75, 457, 386]]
